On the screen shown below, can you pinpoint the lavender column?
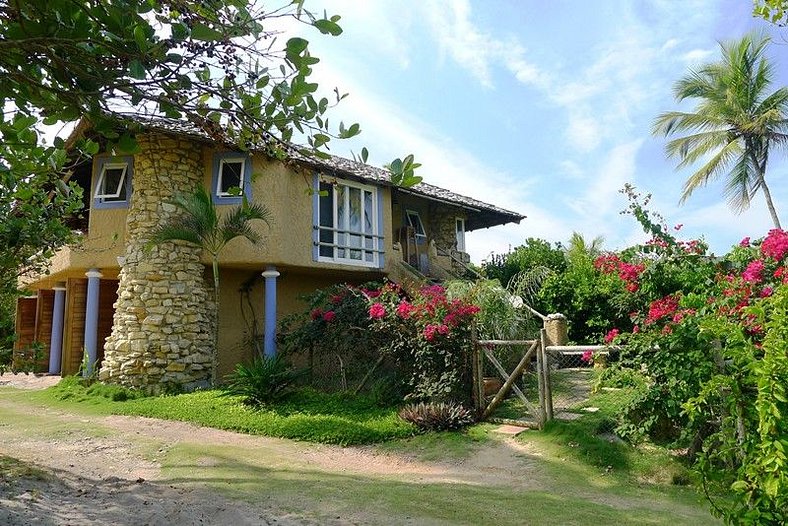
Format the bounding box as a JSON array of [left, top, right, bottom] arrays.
[[48, 283, 66, 375], [83, 269, 102, 376], [261, 267, 280, 357]]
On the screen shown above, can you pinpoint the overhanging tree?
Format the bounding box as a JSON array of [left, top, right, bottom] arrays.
[[0, 0, 416, 357], [653, 33, 788, 229]]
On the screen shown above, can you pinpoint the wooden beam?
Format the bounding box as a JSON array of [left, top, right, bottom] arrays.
[[482, 340, 538, 420]]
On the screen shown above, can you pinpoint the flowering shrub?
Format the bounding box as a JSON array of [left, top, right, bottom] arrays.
[[280, 280, 481, 405], [590, 192, 788, 524], [365, 282, 481, 403]]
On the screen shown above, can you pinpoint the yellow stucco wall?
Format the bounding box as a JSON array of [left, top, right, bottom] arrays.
[[215, 267, 383, 379]]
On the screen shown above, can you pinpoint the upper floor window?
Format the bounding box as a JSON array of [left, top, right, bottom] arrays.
[[405, 210, 426, 239], [93, 157, 132, 209], [456, 217, 466, 252], [314, 177, 383, 268], [212, 153, 251, 204]]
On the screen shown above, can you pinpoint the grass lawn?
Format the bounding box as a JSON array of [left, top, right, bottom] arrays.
[[0, 377, 721, 524], [27, 377, 415, 445]]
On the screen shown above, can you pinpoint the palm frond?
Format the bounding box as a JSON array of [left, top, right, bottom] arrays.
[[680, 140, 743, 202]]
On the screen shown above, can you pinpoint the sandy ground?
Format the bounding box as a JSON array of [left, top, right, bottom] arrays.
[[0, 374, 543, 525]]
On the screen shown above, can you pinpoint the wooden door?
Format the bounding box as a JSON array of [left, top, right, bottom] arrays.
[[33, 289, 55, 372], [13, 297, 38, 370], [62, 278, 87, 376]]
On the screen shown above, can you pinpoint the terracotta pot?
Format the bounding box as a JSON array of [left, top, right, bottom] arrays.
[[483, 377, 503, 396]]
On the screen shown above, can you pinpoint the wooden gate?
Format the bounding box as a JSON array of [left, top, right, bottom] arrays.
[[472, 329, 555, 429]]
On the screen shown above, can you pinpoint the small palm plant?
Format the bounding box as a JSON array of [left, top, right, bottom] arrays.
[[150, 185, 271, 384]]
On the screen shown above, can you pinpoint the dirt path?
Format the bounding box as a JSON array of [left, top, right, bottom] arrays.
[[0, 375, 545, 525], [0, 374, 717, 525]]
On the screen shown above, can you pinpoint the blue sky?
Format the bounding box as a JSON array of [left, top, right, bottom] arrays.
[[287, 1, 788, 263]]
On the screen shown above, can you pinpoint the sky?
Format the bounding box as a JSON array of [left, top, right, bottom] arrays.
[[276, 0, 788, 263]]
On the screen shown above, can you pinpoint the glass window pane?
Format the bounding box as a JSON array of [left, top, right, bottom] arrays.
[[319, 183, 333, 227], [364, 191, 373, 234], [98, 165, 127, 201], [220, 161, 243, 194]]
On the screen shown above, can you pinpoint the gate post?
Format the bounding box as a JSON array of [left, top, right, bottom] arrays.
[[471, 325, 485, 415], [541, 313, 566, 423]]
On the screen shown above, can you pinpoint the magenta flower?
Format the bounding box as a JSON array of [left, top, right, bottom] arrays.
[[761, 229, 788, 261], [739, 237, 750, 248], [604, 329, 619, 344], [322, 311, 336, 322], [581, 350, 593, 363], [742, 260, 765, 283], [369, 303, 386, 319]]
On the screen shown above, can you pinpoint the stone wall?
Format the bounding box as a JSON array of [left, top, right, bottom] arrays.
[[100, 135, 215, 392]]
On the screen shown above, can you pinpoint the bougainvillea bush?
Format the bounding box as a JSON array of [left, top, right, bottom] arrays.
[[279, 281, 481, 405], [593, 194, 788, 524]]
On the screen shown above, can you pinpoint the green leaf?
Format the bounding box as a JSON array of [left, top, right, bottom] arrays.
[[133, 25, 148, 51], [117, 134, 139, 154], [191, 23, 224, 41], [286, 37, 309, 60], [313, 19, 343, 36], [128, 59, 146, 80]]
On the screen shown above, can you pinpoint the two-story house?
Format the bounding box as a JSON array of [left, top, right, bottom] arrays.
[[14, 117, 524, 391]]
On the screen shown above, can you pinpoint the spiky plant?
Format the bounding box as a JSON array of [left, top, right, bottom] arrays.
[[398, 401, 475, 431], [150, 186, 272, 384], [653, 33, 788, 228]]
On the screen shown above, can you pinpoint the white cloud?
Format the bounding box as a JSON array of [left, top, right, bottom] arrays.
[[681, 48, 715, 64], [566, 111, 602, 153], [421, 0, 544, 89]]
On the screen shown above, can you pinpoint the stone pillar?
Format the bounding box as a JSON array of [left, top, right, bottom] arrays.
[[48, 283, 66, 375], [261, 267, 280, 357], [100, 134, 215, 393], [544, 313, 568, 347], [84, 269, 102, 376]]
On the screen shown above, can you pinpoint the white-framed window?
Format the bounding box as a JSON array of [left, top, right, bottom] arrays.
[[93, 157, 132, 209], [216, 158, 245, 197], [456, 217, 466, 252], [405, 210, 426, 238], [315, 178, 383, 267], [211, 153, 251, 204]]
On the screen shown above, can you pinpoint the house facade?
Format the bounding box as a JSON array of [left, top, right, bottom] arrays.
[[14, 118, 524, 391]]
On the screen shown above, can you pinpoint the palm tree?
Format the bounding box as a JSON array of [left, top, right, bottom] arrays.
[[565, 232, 604, 264], [150, 186, 271, 384], [653, 33, 788, 229]]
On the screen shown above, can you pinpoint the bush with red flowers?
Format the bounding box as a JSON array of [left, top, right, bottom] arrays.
[[280, 280, 481, 405]]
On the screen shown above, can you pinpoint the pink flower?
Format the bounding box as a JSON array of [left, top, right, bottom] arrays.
[[310, 308, 323, 320], [761, 229, 788, 261], [742, 260, 765, 283], [581, 350, 593, 363], [626, 282, 639, 293], [369, 303, 386, 319], [739, 237, 751, 248], [604, 329, 619, 344], [632, 325, 640, 334], [761, 286, 774, 298], [329, 294, 345, 305], [322, 311, 336, 322], [674, 223, 683, 231], [437, 324, 449, 335], [396, 301, 415, 318], [645, 295, 680, 325]]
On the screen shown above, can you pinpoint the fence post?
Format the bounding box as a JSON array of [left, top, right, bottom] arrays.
[[471, 325, 485, 415], [543, 314, 566, 422], [539, 328, 553, 423], [535, 336, 547, 428]]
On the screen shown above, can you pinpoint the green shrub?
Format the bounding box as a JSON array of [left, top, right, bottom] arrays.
[[398, 401, 475, 432], [224, 355, 303, 406]]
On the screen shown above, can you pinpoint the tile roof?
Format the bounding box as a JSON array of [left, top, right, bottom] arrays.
[[75, 114, 525, 231]]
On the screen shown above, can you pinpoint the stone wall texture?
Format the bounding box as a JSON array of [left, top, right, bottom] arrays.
[[100, 135, 215, 392]]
